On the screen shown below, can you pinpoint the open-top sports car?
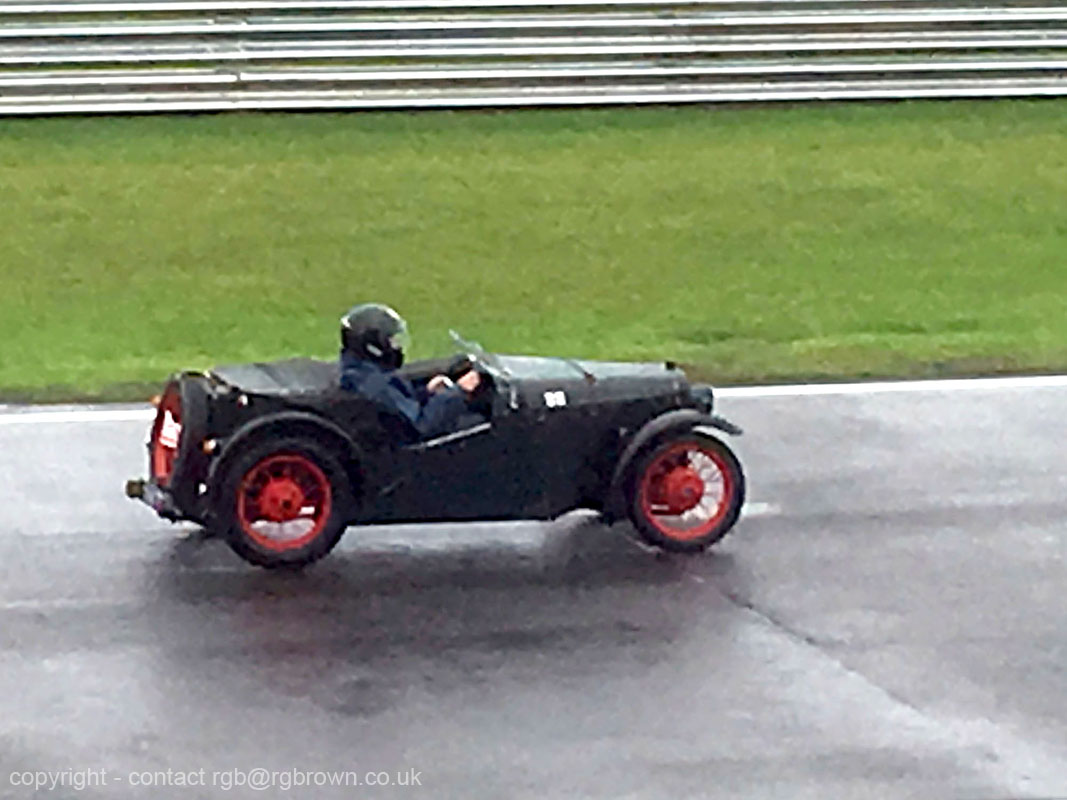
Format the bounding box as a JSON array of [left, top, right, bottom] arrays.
[[126, 333, 746, 568]]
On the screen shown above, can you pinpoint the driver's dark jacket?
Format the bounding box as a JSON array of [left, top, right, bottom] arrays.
[[339, 351, 467, 441]]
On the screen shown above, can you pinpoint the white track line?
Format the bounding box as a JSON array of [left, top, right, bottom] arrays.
[[0, 597, 131, 612], [716, 374, 1067, 397], [0, 408, 155, 425], [3, 373, 1067, 425]]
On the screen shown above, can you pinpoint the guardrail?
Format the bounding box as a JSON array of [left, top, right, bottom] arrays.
[[1, 1, 1066, 115]]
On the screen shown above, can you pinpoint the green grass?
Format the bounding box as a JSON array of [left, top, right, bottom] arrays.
[[2, 100, 1067, 402]]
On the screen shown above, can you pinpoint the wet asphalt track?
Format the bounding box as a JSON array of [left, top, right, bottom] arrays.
[[1, 382, 1067, 800]]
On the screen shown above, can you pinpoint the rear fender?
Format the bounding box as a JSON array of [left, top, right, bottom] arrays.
[[208, 411, 366, 511], [602, 409, 741, 521]]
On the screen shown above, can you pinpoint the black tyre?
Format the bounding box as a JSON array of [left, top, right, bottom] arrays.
[[214, 436, 354, 569], [627, 432, 745, 553]]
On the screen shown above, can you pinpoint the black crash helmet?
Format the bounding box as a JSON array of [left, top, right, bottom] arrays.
[[340, 303, 411, 369]]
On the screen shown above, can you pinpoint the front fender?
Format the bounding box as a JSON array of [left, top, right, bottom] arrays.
[[695, 415, 743, 437], [602, 408, 742, 521]]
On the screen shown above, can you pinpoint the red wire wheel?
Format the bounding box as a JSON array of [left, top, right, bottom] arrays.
[[629, 434, 744, 552], [218, 437, 352, 569], [236, 453, 334, 554], [150, 384, 183, 488]]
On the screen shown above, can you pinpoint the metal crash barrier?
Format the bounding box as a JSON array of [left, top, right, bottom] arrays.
[[1, 1, 1066, 114]]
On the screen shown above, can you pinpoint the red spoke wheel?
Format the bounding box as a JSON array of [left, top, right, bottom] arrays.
[[237, 454, 332, 553], [628, 433, 744, 552], [218, 437, 353, 569]]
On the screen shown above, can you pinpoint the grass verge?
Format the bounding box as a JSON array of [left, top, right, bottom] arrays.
[[2, 100, 1067, 402]]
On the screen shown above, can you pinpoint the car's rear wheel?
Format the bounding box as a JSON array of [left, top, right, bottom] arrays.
[[627, 432, 744, 553], [216, 437, 352, 568]]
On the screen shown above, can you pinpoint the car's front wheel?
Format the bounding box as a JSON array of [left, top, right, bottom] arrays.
[[627, 432, 745, 553], [215, 437, 353, 568]]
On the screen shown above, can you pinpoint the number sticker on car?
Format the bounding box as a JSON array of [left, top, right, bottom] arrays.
[[543, 390, 567, 408], [158, 411, 182, 449]]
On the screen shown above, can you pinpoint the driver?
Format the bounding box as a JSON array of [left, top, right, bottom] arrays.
[[338, 303, 482, 440]]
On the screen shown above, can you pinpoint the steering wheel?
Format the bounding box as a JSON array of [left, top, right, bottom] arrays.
[[444, 354, 476, 382], [444, 353, 494, 416]]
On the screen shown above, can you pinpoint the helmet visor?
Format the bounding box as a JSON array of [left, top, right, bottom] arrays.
[[388, 319, 411, 356]]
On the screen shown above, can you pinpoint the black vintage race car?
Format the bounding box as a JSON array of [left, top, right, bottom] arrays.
[[126, 333, 746, 568]]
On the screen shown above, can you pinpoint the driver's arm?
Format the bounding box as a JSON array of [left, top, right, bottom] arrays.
[[428, 371, 480, 394], [349, 369, 466, 440], [426, 374, 454, 393], [413, 385, 469, 438]]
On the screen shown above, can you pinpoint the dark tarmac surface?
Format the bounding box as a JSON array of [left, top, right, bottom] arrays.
[[1, 384, 1066, 799]]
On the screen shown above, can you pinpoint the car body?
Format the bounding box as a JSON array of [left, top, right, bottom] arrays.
[[127, 338, 746, 568]]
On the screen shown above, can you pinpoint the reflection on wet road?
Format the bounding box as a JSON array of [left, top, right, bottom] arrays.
[[2, 384, 1067, 799]]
